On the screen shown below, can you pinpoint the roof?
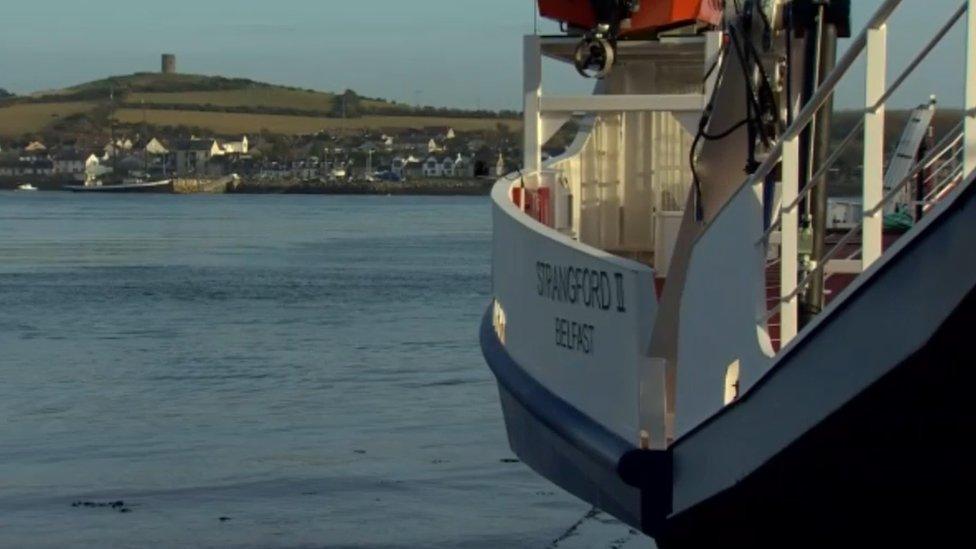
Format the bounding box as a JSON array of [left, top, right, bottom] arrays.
[[172, 139, 217, 152]]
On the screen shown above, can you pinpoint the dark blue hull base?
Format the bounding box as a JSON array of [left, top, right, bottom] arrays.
[[480, 309, 671, 535], [659, 284, 976, 548], [495, 384, 642, 527]]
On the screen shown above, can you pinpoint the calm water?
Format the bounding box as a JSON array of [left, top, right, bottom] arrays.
[[0, 192, 641, 548]]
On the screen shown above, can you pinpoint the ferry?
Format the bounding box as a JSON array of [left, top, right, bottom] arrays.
[[15, 183, 39, 191], [481, 0, 976, 546]]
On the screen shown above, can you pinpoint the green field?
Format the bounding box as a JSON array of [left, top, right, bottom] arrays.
[[0, 72, 513, 138], [113, 108, 518, 135], [130, 88, 338, 112], [128, 88, 396, 114], [0, 101, 96, 137]]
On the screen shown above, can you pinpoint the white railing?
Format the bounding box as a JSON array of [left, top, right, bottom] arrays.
[[521, 34, 721, 272], [755, 0, 976, 346]]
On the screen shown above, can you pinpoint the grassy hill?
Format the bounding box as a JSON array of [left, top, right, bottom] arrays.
[[0, 73, 518, 138]]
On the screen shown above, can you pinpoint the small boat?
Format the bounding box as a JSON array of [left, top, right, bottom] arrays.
[[62, 179, 173, 193], [15, 183, 38, 191]]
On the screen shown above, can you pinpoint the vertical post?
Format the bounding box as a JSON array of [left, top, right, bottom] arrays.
[[524, 35, 543, 177], [863, 24, 887, 269], [780, 135, 801, 344], [703, 31, 723, 99], [966, 1, 976, 180]]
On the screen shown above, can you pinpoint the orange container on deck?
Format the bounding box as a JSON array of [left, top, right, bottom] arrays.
[[538, 0, 722, 34]]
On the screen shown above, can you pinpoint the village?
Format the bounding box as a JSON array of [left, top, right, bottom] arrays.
[[0, 124, 532, 192]]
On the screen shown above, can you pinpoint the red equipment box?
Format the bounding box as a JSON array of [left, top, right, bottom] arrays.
[[538, 0, 722, 35]]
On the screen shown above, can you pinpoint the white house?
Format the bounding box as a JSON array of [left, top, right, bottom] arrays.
[[24, 141, 46, 153], [85, 154, 111, 179], [145, 138, 169, 155], [423, 156, 443, 177], [221, 136, 249, 155], [441, 157, 456, 177], [391, 155, 422, 179], [173, 139, 222, 175], [0, 159, 54, 176], [427, 139, 442, 154], [104, 139, 133, 158], [453, 153, 474, 178], [52, 151, 88, 176]]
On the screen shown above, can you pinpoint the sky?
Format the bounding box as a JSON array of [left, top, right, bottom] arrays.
[[0, 0, 969, 110]]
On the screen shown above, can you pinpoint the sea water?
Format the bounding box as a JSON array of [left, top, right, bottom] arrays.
[[0, 192, 643, 548]]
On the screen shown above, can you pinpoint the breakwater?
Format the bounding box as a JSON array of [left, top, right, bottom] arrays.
[[173, 177, 236, 194]]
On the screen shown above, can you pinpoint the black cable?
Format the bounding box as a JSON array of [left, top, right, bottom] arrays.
[[737, 18, 782, 137], [727, 27, 763, 171], [702, 118, 751, 140]]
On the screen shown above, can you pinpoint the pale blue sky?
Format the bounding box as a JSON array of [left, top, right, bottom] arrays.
[[0, 0, 968, 109]]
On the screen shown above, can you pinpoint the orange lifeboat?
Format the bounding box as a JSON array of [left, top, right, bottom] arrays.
[[538, 0, 722, 35]]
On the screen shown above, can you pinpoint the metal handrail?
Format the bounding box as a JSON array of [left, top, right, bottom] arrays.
[[757, 0, 976, 350], [758, 119, 865, 244], [866, 124, 964, 215], [761, 223, 863, 324], [763, 128, 963, 308], [763, 129, 964, 316], [923, 164, 965, 203], [758, 3, 966, 245]]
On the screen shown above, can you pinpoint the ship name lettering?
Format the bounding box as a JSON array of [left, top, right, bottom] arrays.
[[535, 261, 626, 313], [555, 317, 594, 354]]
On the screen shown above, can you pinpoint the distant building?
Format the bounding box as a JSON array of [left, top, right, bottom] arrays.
[[173, 139, 222, 175], [423, 156, 442, 177], [454, 154, 474, 178], [221, 136, 249, 155], [0, 158, 53, 177], [104, 139, 133, 159], [440, 156, 456, 177], [52, 151, 88, 176], [162, 54, 176, 75], [145, 138, 169, 155], [391, 155, 423, 180], [24, 141, 46, 153]]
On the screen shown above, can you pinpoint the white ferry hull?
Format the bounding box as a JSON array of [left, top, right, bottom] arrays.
[[482, 171, 976, 545], [480, 308, 667, 531]]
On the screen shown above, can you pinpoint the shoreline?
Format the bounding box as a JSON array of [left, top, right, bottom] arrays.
[[1, 177, 496, 196], [229, 178, 494, 196]]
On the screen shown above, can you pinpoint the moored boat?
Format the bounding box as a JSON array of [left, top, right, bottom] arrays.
[[482, 1, 976, 546], [63, 179, 173, 193]]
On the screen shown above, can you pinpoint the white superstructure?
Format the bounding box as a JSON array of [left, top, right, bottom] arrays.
[[482, 1, 976, 546]]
